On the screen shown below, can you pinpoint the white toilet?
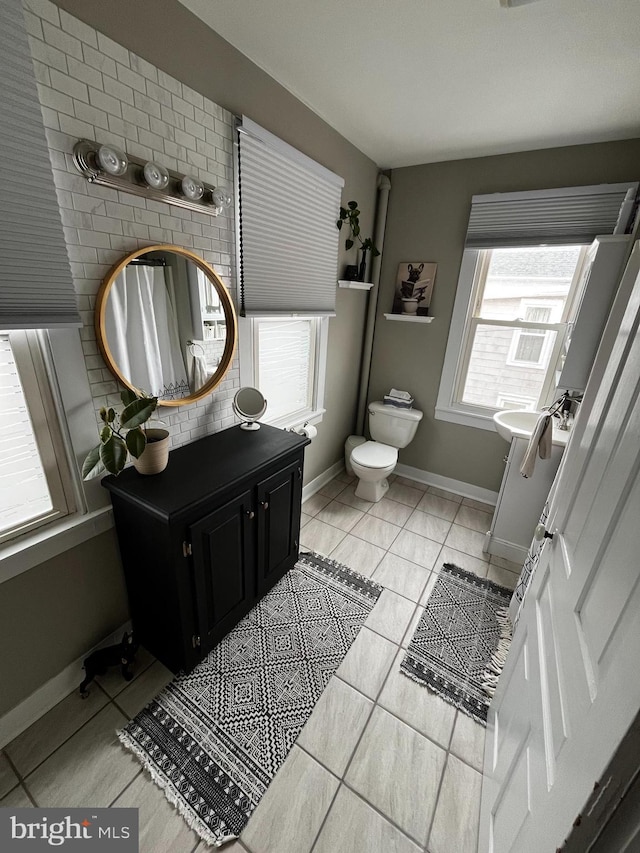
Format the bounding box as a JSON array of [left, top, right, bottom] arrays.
[[350, 401, 423, 502]]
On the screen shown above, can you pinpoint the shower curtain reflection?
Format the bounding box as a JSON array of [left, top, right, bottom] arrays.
[[105, 263, 190, 400]]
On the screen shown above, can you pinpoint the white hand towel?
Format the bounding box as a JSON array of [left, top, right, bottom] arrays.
[[520, 414, 552, 478], [190, 354, 210, 391]]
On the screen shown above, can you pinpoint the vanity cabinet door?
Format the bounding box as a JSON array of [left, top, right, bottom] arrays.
[[256, 457, 303, 596], [190, 489, 255, 658]]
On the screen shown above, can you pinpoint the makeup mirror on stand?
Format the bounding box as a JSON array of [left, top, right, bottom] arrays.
[[233, 388, 267, 430]]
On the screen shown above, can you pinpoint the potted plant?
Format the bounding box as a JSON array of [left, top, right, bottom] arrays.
[[82, 389, 170, 478], [336, 200, 380, 282]]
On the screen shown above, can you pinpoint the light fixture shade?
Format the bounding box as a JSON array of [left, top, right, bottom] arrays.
[[97, 144, 128, 176], [143, 161, 170, 190], [211, 186, 232, 209], [181, 175, 204, 201]]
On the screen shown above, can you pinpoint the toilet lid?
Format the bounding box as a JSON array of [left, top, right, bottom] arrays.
[[351, 441, 397, 469]]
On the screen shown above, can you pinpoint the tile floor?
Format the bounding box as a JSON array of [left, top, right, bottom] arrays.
[[0, 472, 521, 853]]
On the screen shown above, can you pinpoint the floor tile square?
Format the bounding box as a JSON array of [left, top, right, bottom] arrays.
[[329, 535, 386, 577], [316, 500, 365, 532], [428, 754, 482, 853], [438, 546, 489, 578], [365, 589, 417, 644], [318, 479, 348, 499], [336, 628, 397, 700], [115, 660, 174, 719], [296, 678, 373, 776], [490, 554, 524, 573], [427, 486, 463, 503], [314, 785, 422, 853], [461, 497, 495, 513], [416, 491, 459, 521], [345, 707, 446, 845], [0, 752, 19, 799], [454, 504, 493, 534], [0, 785, 32, 808], [389, 529, 441, 570], [300, 518, 347, 557], [240, 747, 339, 853], [26, 704, 138, 807], [350, 514, 401, 550], [302, 492, 333, 517], [444, 524, 489, 561], [394, 475, 428, 492], [6, 686, 108, 777], [368, 497, 414, 526], [373, 553, 430, 602], [379, 650, 456, 749], [333, 484, 375, 513], [405, 509, 451, 543], [487, 564, 518, 590], [386, 482, 423, 508], [450, 711, 486, 773]]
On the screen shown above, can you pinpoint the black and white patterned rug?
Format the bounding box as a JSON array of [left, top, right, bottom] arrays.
[[401, 563, 512, 725], [118, 552, 382, 847]]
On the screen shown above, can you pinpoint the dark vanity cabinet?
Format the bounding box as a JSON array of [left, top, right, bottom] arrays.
[[103, 425, 309, 674]]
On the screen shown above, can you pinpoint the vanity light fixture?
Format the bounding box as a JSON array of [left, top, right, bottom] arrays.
[[97, 144, 128, 176], [181, 175, 205, 201], [143, 161, 170, 190], [72, 139, 230, 218]]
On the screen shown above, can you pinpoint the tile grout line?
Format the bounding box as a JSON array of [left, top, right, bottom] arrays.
[[2, 750, 38, 808]]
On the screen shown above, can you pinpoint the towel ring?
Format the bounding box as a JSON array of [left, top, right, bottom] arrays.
[[187, 340, 205, 356]]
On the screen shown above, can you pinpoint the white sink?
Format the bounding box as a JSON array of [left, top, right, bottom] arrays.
[[493, 409, 570, 446]]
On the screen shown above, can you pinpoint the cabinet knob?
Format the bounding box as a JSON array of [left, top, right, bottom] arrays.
[[260, 501, 269, 510], [246, 510, 255, 519]]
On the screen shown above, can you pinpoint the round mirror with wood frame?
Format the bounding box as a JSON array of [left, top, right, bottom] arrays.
[[95, 244, 237, 406]]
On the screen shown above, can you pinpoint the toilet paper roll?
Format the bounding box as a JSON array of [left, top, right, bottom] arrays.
[[297, 423, 318, 439]]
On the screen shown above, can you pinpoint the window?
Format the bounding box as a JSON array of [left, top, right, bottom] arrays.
[[0, 331, 75, 544], [240, 316, 328, 428], [438, 245, 587, 426]]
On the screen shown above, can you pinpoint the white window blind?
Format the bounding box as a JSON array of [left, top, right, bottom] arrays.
[[0, 0, 80, 329], [237, 117, 344, 316], [255, 318, 316, 422], [466, 182, 638, 249], [0, 332, 71, 541]]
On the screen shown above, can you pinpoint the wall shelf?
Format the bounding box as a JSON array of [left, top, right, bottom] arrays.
[[384, 313, 434, 323], [338, 280, 374, 290]]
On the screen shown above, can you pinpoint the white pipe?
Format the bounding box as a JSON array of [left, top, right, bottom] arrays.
[[355, 173, 391, 434]]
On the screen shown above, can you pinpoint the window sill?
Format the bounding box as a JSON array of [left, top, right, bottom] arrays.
[[266, 408, 326, 432], [434, 405, 500, 433], [0, 506, 114, 585]]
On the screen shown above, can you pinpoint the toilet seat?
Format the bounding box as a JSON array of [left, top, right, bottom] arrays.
[[351, 441, 397, 469]]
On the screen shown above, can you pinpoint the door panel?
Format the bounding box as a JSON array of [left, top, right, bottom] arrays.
[[481, 243, 640, 852], [190, 489, 254, 657], [256, 458, 302, 594]]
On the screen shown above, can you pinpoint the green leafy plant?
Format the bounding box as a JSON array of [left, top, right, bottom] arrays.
[[82, 388, 159, 479], [336, 200, 380, 280]]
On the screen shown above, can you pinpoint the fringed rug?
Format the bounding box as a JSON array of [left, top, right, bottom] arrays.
[[118, 552, 382, 847], [400, 563, 512, 725]]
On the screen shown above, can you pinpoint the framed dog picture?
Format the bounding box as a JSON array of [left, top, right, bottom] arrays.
[[392, 262, 437, 316]]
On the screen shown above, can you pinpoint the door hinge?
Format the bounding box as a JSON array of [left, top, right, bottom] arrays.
[[183, 541, 192, 557], [192, 634, 201, 648]]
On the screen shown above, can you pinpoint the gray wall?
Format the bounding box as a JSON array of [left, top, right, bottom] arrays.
[[369, 138, 640, 492], [0, 531, 128, 716], [2, 0, 378, 717]]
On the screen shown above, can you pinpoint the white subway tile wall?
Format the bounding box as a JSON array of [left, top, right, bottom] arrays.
[[24, 0, 239, 446]]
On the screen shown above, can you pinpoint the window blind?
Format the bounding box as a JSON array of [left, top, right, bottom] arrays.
[[466, 182, 638, 249], [255, 318, 315, 421], [0, 0, 80, 329], [237, 117, 344, 316]]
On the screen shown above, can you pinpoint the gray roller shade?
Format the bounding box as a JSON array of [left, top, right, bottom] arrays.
[[466, 183, 638, 249], [0, 0, 80, 329], [237, 117, 344, 317]]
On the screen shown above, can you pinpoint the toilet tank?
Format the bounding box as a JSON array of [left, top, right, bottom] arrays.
[[368, 401, 423, 448]]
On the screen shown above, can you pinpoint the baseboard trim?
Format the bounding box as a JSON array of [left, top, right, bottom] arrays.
[[0, 620, 131, 749], [394, 463, 499, 506], [302, 460, 345, 502], [485, 533, 528, 564]]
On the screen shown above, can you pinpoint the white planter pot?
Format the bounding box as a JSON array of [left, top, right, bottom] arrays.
[[401, 298, 419, 315], [133, 428, 170, 475]]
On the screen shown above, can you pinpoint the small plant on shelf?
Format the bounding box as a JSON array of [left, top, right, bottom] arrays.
[[336, 200, 380, 282], [82, 388, 160, 478]]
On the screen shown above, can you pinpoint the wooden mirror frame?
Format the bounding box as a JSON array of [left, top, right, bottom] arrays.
[[95, 244, 237, 407]]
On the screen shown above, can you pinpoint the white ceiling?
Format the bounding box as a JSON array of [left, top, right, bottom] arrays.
[[177, 0, 640, 169]]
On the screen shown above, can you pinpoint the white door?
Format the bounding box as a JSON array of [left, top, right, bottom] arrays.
[[480, 242, 640, 853]]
